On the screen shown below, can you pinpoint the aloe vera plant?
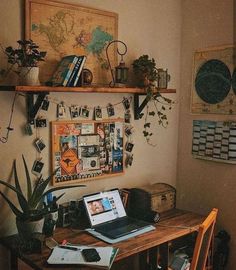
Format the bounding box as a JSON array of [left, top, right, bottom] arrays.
[[0, 155, 85, 222]]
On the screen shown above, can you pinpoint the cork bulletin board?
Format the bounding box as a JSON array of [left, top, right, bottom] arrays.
[[51, 119, 124, 186]]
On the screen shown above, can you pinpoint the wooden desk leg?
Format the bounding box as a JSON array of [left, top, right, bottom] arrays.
[[149, 246, 158, 269], [139, 250, 148, 270], [159, 242, 169, 270], [10, 251, 18, 270]]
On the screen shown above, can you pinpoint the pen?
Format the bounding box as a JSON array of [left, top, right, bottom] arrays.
[[58, 245, 79, 251]]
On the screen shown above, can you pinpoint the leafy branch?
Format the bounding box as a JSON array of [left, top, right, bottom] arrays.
[[141, 86, 174, 146]]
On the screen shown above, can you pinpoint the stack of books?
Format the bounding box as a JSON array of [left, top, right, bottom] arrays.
[[47, 244, 119, 269], [50, 55, 87, 87]]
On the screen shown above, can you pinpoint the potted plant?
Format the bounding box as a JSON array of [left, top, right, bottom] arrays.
[[132, 55, 173, 146], [3, 39, 47, 85], [132, 55, 158, 85], [0, 155, 85, 240]]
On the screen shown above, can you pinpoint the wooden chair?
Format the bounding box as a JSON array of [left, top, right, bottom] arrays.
[[190, 208, 218, 270], [169, 208, 218, 270]]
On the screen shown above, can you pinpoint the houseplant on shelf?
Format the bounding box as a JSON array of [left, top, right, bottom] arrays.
[[132, 55, 173, 146], [0, 155, 85, 240], [2, 39, 46, 85]]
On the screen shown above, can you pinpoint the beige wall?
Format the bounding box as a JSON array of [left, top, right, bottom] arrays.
[[177, 0, 235, 269], [0, 0, 181, 269]]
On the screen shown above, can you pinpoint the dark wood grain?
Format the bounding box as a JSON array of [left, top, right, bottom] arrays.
[[0, 209, 204, 270]]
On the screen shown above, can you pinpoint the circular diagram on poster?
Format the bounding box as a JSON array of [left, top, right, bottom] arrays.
[[195, 59, 231, 104], [232, 68, 236, 94]]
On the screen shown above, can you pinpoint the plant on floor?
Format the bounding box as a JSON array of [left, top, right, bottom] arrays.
[[0, 155, 85, 223], [132, 55, 174, 146]]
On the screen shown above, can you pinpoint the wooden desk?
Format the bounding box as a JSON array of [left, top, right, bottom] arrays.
[[0, 209, 204, 270]]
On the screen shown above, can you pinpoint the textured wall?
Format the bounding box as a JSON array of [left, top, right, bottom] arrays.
[[177, 0, 235, 269], [0, 1, 181, 269]]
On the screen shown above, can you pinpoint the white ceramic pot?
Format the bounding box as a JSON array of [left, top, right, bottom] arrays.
[[16, 217, 45, 240], [19, 66, 40, 86]]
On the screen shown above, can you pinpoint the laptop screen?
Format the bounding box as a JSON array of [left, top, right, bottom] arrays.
[[83, 189, 126, 226]]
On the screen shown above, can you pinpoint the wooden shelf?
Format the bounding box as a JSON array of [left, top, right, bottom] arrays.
[[0, 85, 176, 94]]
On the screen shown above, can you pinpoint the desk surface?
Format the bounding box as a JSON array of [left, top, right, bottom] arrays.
[[0, 209, 204, 270]]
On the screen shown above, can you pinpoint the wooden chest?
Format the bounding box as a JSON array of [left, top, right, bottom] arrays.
[[130, 183, 176, 214]]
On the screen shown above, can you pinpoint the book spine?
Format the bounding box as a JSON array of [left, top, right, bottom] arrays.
[[62, 56, 79, 86], [66, 56, 84, 87], [73, 56, 87, 86]]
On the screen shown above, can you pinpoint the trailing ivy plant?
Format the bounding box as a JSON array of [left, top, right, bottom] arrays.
[[132, 55, 174, 146], [141, 90, 173, 146]]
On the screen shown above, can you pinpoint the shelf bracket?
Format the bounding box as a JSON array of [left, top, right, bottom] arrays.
[[134, 94, 150, 120], [26, 92, 48, 124]]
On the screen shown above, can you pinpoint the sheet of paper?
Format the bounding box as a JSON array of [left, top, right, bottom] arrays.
[[47, 245, 113, 267]]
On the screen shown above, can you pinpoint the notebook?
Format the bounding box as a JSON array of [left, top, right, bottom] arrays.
[[83, 189, 153, 239]]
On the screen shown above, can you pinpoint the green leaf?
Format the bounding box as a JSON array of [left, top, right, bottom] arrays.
[[162, 115, 167, 120], [139, 113, 144, 119], [28, 173, 54, 209], [13, 160, 29, 212], [144, 123, 151, 128], [0, 191, 23, 218], [143, 131, 149, 137], [22, 155, 32, 200], [43, 185, 86, 198], [162, 106, 166, 110], [149, 111, 155, 116]]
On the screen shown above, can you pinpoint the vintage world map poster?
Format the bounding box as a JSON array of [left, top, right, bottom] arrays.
[[25, 0, 118, 84], [191, 45, 235, 114]]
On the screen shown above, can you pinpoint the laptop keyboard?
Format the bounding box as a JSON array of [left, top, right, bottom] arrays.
[[95, 217, 149, 238], [96, 218, 133, 231]]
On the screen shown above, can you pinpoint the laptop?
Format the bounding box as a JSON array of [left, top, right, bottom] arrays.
[[83, 189, 152, 239]]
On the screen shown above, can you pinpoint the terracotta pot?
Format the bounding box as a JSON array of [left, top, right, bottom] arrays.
[[19, 67, 40, 86]]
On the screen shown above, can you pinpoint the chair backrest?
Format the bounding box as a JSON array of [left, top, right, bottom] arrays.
[[190, 208, 218, 270]]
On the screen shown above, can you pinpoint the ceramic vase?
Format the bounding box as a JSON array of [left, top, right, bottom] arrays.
[[19, 66, 40, 86]]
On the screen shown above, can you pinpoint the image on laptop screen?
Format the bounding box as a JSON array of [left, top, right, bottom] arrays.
[[83, 189, 126, 226]]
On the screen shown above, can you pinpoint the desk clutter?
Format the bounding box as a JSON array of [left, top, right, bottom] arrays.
[[47, 244, 118, 269]]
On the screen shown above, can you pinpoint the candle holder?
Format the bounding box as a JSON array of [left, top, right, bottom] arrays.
[[106, 40, 129, 87]]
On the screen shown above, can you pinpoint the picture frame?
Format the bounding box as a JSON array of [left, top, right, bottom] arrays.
[[191, 44, 235, 114], [51, 119, 124, 186], [25, 0, 118, 85]]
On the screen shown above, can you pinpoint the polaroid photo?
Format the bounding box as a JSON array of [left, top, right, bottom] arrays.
[[124, 110, 131, 123], [32, 160, 44, 176], [35, 118, 48, 128], [107, 104, 115, 117], [81, 106, 90, 118], [122, 97, 130, 110], [25, 123, 33, 136], [125, 142, 134, 152], [70, 105, 80, 119], [57, 103, 66, 119], [35, 138, 46, 152], [125, 154, 133, 167], [125, 126, 133, 137], [94, 106, 102, 120]]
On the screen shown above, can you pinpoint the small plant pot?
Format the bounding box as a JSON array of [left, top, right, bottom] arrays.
[[16, 217, 45, 240], [19, 67, 40, 86]]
